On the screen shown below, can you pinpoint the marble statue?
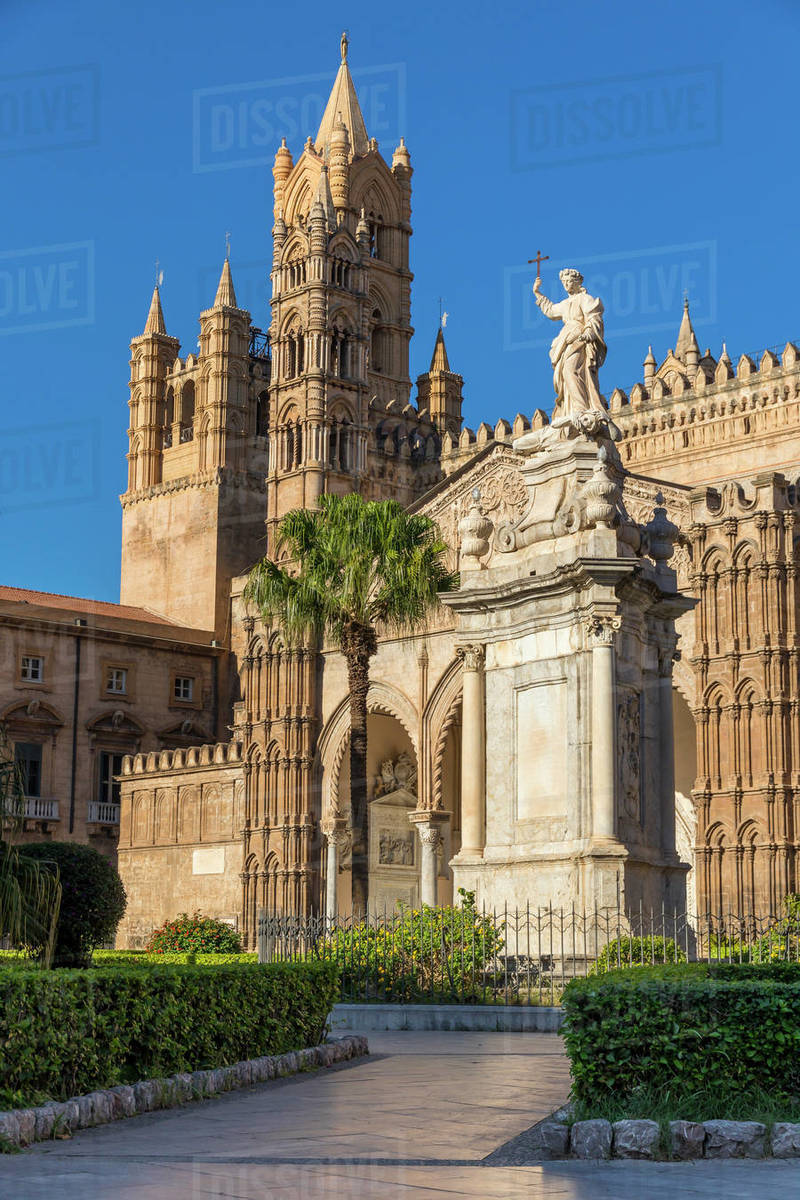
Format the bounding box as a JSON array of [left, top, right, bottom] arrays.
[[536, 267, 606, 418], [514, 267, 619, 454]]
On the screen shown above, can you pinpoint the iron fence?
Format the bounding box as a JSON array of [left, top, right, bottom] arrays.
[[256, 902, 800, 1006]]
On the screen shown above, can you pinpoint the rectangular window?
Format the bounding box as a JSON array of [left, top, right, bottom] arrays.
[[20, 655, 43, 682], [14, 742, 42, 797], [173, 676, 194, 702], [98, 751, 123, 805], [106, 667, 128, 695]]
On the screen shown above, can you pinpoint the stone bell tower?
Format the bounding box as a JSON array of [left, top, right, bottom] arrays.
[[266, 33, 414, 544], [120, 264, 270, 640]]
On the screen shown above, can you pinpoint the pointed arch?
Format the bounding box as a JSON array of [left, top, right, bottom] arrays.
[[316, 681, 419, 822]]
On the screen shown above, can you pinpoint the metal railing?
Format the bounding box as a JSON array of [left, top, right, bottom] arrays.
[[22, 796, 59, 821], [256, 902, 800, 1006], [87, 801, 120, 824]]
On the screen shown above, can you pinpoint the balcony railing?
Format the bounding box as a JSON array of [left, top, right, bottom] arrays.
[[88, 801, 120, 825], [23, 797, 59, 821]]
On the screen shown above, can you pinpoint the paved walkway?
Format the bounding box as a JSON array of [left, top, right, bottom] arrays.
[[1, 1032, 799, 1198]]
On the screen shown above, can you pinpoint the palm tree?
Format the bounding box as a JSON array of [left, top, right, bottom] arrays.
[[245, 493, 458, 912], [0, 728, 61, 965]]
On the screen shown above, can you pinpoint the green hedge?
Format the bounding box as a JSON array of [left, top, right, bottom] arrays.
[[92, 950, 258, 966], [0, 961, 337, 1108], [562, 965, 800, 1106]]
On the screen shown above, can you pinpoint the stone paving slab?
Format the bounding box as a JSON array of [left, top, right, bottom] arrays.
[[1, 1033, 798, 1199]]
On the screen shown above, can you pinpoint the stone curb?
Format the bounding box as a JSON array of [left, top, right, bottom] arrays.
[[0, 1035, 368, 1151], [528, 1115, 800, 1161]]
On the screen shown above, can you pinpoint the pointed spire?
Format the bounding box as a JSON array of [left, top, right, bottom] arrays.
[[143, 285, 166, 335], [430, 326, 451, 372], [315, 33, 369, 157], [314, 165, 337, 230], [675, 297, 699, 365], [214, 257, 237, 308]]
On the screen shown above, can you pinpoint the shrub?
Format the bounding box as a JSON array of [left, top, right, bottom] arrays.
[[18, 842, 126, 967], [147, 912, 242, 954], [589, 935, 686, 974], [750, 893, 800, 962], [93, 949, 257, 966], [0, 960, 337, 1108], [311, 891, 504, 1002], [562, 966, 800, 1107]]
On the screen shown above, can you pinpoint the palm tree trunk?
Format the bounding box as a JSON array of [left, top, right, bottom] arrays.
[[342, 622, 377, 917]]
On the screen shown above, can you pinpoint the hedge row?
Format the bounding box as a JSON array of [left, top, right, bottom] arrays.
[[0, 962, 337, 1108], [92, 950, 258, 966], [562, 964, 800, 1105]]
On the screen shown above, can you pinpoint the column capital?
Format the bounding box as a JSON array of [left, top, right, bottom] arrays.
[[584, 613, 622, 647], [456, 642, 485, 671], [321, 817, 349, 844], [409, 809, 449, 844]]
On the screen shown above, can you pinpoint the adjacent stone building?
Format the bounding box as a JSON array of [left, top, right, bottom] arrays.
[[0, 587, 220, 856]]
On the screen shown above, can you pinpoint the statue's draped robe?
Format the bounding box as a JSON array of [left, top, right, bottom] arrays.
[[536, 288, 607, 418]]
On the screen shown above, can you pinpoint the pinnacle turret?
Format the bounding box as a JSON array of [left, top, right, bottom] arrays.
[[143, 285, 166, 336], [416, 323, 463, 437], [430, 326, 451, 372], [214, 257, 237, 308], [313, 165, 338, 231], [675, 298, 699, 367]]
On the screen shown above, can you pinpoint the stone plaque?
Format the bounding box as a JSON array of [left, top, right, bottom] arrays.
[[378, 829, 415, 867], [515, 679, 568, 820], [192, 846, 225, 875], [368, 787, 419, 912]]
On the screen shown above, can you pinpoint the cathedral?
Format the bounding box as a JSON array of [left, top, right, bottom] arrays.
[[4, 39, 800, 947]]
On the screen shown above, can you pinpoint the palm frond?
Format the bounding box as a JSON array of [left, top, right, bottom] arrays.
[[245, 494, 459, 650]]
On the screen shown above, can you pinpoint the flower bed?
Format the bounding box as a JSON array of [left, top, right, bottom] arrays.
[[0, 961, 337, 1109]]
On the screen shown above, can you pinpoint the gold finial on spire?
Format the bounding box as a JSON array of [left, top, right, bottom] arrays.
[[225, 231, 231, 261], [340, 30, 349, 62]]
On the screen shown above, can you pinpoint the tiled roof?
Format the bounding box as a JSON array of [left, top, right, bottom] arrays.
[[0, 586, 180, 626]]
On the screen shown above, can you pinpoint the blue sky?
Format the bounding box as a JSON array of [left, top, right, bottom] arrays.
[[1, 0, 798, 602]]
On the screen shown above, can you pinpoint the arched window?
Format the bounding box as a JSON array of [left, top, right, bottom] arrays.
[[376, 225, 391, 262], [286, 325, 304, 380], [180, 381, 195, 443], [256, 391, 269, 438], [329, 416, 351, 473], [330, 326, 351, 379], [370, 309, 388, 375], [367, 211, 380, 258], [163, 388, 174, 448]]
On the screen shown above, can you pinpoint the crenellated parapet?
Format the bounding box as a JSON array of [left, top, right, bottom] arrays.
[[121, 740, 243, 777], [439, 409, 550, 475], [609, 306, 800, 485]]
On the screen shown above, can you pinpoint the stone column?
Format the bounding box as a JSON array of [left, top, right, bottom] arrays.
[[321, 820, 347, 923], [457, 644, 485, 856], [658, 646, 678, 859], [586, 615, 621, 842], [409, 811, 450, 906]]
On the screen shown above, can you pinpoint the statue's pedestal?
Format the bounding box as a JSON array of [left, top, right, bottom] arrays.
[[443, 432, 693, 929]]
